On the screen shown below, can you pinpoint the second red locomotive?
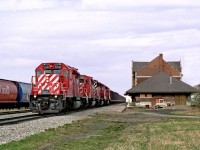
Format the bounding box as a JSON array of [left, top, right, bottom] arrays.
[[30, 63, 111, 113]]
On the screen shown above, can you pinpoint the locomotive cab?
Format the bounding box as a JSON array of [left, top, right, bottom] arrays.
[[79, 75, 96, 108], [30, 63, 81, 113]]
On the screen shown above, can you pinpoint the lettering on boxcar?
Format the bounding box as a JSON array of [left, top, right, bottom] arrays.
[[0, 85, 10, 94]]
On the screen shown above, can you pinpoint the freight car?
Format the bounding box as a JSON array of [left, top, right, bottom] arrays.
[[110, 90, 126, 103], [30, 63, 113, 114], [0, 79, 31, 109]]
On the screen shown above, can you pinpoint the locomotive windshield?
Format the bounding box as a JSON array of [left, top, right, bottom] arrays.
[[79, 76, 84, 84], [36, 69, 42, 76], [44, 70, 61, 74], [80, 79, 84, 84]]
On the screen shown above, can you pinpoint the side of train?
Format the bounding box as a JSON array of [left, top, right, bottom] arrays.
[[0, 79, 31, 109], [30, 63, 122, 114], [110, 90, 126, 103]]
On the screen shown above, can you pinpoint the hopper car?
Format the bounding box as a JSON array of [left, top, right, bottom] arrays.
[[0, 79, 31, 109]]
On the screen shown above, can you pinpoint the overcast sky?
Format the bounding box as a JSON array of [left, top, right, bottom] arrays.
[[0, 0, 200, 95]]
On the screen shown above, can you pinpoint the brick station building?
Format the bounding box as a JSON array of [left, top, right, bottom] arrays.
[[125, 54, 198, 107]]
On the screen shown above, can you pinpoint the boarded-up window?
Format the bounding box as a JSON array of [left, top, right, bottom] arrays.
[[146, 94, 152, 98], [140, 94, 146, 98]]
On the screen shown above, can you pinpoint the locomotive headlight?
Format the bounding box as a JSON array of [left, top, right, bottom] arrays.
[[55, 95, 58, 99], [34, 95, 37, 98]]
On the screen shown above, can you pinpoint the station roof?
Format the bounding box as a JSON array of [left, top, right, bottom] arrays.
[[126, 72, 198, 94]]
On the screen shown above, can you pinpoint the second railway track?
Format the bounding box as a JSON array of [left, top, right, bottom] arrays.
[[0, 113, 55, 126], [0, 109, 30, 116]]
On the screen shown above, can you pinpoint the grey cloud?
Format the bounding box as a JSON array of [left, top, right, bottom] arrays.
[[0, 0, 81, 11]]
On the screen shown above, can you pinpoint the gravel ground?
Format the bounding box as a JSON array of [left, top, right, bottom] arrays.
[[0, 104, 126, 144]]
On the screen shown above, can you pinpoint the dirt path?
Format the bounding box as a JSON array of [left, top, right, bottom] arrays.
[[123, 105, 200, 119]]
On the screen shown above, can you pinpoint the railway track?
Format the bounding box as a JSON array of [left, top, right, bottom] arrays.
[[0, 108, 87, 126], [0, 113, 56, 126], [0, 109, 30, 116], [0, 103, 123, 126], [0, 100, 123, 116]]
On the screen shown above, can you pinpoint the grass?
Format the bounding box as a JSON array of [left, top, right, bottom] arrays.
[[117, 118, 200, 150], [1, 113, 200, 150]]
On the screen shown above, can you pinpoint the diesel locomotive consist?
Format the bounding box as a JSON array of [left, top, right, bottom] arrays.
[[30, 63, 116, 114]]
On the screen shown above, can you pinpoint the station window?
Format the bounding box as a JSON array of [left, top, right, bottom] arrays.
[[140, 94, 146, 98], [146, 94, 152, 98]]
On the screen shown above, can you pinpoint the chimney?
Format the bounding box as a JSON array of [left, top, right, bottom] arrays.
[[159, 53, 163, 59], [159, 53, 163, 72], [170, 76, 173, 85]]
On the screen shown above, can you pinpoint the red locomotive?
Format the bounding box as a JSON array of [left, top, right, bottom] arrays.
[[30, 63, 111, 113]]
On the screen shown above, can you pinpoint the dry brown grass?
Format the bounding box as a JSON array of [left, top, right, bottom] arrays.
[[105, 119, 200, 150]]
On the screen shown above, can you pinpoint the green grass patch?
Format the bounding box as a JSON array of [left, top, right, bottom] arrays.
[[59, 123, 125, 150]]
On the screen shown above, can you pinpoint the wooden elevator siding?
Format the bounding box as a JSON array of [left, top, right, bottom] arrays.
[[174, 95, 186, 105]]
